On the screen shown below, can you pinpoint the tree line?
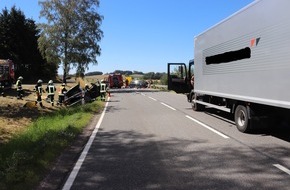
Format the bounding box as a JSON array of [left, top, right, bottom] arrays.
[[84, 70, 167, 84], [85, 70, 166, 80], [112, 70, 166, 80]]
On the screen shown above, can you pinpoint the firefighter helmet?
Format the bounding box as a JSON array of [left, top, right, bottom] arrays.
[[37, 79, 43, 84], [48, 80, 53, 84], [18, 76, 23, 80]]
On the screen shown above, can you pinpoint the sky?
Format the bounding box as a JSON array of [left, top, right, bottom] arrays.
[[0, 0, 254, 74]]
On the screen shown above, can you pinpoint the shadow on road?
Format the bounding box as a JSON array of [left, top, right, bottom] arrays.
[[70, 129, 290, 190], [204, 108, 290, 143]]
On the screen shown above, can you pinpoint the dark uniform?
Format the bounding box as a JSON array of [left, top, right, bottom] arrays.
[[46, 80, 56, 106], [16, 76, 23, 99], [187, 75, 195, 102], [57, 83, 67, 105], [35, 79, 44, 107], [100, 80, 107, 101]]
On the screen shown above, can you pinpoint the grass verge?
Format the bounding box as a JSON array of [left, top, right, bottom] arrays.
[[0, 101, 104, 190]]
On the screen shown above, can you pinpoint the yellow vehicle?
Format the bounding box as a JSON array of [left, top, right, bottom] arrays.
[[125, 76, 132, 87]]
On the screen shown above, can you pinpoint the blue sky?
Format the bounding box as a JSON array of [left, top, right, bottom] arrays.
[[0, 0, 254, 74]]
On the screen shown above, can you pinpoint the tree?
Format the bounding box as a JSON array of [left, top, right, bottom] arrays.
[[143, 72, 154, 80], [38, 0, 104, 83], [133, 71, 144, 75], [0, 6, 55, 81], [160, 73, 168, 85]]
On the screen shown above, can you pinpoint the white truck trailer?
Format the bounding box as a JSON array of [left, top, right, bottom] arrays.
[[168, 0, 290, 132]]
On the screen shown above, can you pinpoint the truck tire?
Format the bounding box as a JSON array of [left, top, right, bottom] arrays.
[[192, 94, 205, 111], [234, 105, 251, 133]]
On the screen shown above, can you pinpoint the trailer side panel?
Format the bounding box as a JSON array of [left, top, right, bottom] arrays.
[[194, 0, 290, 109]]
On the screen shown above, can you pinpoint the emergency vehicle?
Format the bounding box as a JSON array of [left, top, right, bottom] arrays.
[[0, 59, 15, 89], [108, 74, 123, 88]]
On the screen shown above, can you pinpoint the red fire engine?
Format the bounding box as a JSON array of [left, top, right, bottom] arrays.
[[108, 74, 123, 88], [0, 59, 15, 89]]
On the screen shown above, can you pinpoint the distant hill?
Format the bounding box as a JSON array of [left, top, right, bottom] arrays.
[[85, 71, 103, 76]]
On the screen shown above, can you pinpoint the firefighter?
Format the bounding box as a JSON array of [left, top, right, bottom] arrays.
[[187, 75, 195, 102], [35, 79, 44, 108], [100, 80, 106, 101], [190, 75, 194, 88], [46, 80, 56, 106], [57, 83, 67, 105], [106, 84, 111, 97], [16, 76, 24, 99]]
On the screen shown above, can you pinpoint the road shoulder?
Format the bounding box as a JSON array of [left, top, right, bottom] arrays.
[[36, 113, 101, 190]]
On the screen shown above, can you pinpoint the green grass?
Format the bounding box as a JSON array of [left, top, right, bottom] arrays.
[[0, 101, 104, 190]]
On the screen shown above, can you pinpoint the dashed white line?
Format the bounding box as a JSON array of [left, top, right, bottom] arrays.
[[273, 164, 290, 175], [185, 115, 230, 139], [62, 98, 110, 190], [148, 96, 157, 101], [161, 102, 176, 111]]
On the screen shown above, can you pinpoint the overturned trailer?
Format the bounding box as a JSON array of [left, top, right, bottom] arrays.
[[63, 83, 101, 106], [63, 84, 84, 106]]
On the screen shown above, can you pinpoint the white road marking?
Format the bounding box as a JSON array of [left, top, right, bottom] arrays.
[[148, 96, 157, 101], [62, 98, 110, 190], [161, 102, 176, 111], [273, 164, 290, 175], [185, 115, 230, 139]]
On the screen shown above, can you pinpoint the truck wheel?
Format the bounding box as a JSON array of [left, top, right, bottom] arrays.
[[192, 94, 204, 111], [234, 105, 251, 133]]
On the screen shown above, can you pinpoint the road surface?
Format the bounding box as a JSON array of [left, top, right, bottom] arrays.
[[62, 90, 290, 190]]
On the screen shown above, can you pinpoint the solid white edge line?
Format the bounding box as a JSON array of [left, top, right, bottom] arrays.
[[273, 164, 290, 175], [185, 115, 230, 139], [62, 97, 110, 190], [161, 102, 176, 111], [148, 96, 157, 101]]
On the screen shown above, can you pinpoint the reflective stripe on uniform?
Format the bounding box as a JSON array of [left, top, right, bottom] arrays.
[[48, 85, 55, 95]]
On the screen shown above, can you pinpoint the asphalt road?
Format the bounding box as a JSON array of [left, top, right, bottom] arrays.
[[62, 90, 290, 190]]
